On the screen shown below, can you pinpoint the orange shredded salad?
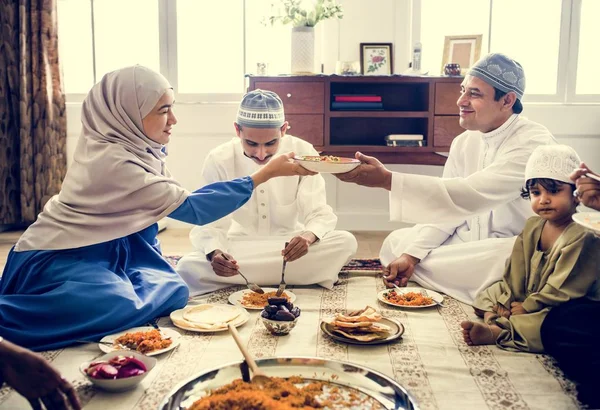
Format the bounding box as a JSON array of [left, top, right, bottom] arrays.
[[114, 329, 172, 353], [383, 290, 433, 306], [188, 376, 379, 409], [241, 291, 290, 308]]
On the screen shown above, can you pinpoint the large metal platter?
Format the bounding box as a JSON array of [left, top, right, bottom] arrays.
[[158, 356, 419, 410]]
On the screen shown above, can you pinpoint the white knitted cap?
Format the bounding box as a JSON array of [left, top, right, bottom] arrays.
[[525, 144, 581, 184]]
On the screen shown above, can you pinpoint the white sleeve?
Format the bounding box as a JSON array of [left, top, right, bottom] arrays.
[[297, 174, 337, 239], [399, 149, 461, 260], [390, 130, 553, 224], [188, 153, 233, 256]]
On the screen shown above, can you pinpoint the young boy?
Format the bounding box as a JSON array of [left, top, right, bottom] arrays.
[[461, 145, 600, 352]]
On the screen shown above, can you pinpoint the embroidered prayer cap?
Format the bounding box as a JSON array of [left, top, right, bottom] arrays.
[[236, 89, 285, 129], [525, 144, 581, 184], [468, 53, 525, 100]]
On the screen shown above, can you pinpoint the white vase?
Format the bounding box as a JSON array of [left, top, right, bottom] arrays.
[[291, 26, 315, 74]]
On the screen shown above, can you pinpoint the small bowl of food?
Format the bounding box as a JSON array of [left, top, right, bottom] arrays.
[[80, 351, 156, 392], [260, 296, 301, 335], [294, 155, 360, 174]]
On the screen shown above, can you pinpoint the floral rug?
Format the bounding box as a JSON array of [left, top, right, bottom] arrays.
[[165, 255, 383, 273]]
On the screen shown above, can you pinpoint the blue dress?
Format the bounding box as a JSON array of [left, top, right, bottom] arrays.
[[0, 178, 253, 351]]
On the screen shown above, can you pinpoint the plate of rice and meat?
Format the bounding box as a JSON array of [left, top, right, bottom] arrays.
[[158, 357, 419, 410], [294, 155, 360, 174], [321, 306, 404, 345], [228, 288, 297, 310], [377, 287, 444, 309], [99, 326, 180, 356]]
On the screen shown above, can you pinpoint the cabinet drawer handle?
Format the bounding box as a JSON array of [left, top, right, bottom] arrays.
[[286, 93, 292, 98]]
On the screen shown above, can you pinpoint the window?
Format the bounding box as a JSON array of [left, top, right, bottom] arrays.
[[245, 0, 291, 77], [176, 0, 244, 94], [490, 0, 562, 95], [576, 0, 600, 95], [420, 0, 562, 97], [57, 0, 94, 94], [57, 0, 159, 95], [419, 0, 490, 77]]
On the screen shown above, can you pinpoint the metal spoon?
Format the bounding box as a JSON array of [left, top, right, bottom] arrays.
[[228, 323, 269, 385], [221, 254, 264, 294]]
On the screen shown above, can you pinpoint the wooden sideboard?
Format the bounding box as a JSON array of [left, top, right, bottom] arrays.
[[247, 75, 465, 165]]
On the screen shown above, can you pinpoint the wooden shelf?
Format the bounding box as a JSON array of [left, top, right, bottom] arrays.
[[247, 75, 463, 165]]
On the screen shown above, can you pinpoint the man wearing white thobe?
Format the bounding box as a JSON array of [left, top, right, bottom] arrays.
[[177, 90, 357, 295], [337, 53, 557, 304]]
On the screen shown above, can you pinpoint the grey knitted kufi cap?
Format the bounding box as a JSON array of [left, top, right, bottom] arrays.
[[468, 53, 525, 100], [236, 89, 285, 129]]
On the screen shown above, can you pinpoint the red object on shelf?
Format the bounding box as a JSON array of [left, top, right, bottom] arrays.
[[334, 95, 382, 102]]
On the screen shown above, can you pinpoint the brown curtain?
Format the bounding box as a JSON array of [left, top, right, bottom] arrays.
[[0, 0, 66, 225]]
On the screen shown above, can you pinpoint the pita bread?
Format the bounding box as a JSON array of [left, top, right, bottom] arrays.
[[182, 305, 241, 325], [331, 328, 388, 342], [335, 306, 381, 323]]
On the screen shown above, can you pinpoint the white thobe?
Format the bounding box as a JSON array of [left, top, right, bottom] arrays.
[[177, 135, 357, 295], [380, 114, 557, 304]]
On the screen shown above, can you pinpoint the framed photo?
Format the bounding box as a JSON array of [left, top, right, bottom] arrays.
[[441, 35, 482, 75], [360, 43, 393, 75]]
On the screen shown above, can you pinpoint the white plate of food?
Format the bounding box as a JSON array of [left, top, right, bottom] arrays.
[[228, 288, 297, 310], [320, 306, 404, 345], [573, 212, 600, 234], [170, 303, 249, 333], [294, 155, 360, 174], [377, 287, 444, 309], [99, 326, 180, 356]]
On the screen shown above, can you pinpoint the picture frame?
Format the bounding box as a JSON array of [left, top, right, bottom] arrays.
[[441, 35, 482, 75], [360, 43, 393, 75]]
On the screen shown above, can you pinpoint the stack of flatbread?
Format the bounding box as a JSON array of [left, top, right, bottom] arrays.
[[171, 304, 243, 331], [323, 306, 392, 342]]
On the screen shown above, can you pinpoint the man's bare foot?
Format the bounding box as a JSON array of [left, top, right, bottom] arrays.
[[460, 321, 501, 346]]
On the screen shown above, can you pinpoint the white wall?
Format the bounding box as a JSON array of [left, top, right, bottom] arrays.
[[65, 0, 600, 231]]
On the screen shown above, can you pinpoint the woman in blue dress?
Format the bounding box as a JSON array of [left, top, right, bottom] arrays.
[[0, 65, 314, 351]]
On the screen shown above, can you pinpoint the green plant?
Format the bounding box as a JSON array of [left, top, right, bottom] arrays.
[[266, 0, 343, 27]]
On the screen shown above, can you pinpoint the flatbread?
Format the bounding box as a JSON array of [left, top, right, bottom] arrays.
[[335, 306, 381, 323], [182, 304, 241, 325], [331, 328, 388, 342]]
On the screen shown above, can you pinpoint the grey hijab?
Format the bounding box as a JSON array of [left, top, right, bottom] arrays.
[[15, 66, 189, 251]]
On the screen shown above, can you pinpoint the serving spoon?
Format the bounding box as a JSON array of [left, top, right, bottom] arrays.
[[221, 254, 264, 294], [228, 323, 269, 385]]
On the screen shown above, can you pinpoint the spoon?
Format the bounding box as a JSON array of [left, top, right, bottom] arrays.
[[221, 254, 264, 294], [228, 323, 269, 385]]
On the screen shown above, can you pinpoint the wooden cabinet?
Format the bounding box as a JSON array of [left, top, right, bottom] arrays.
[[248, 75, 464, 165]]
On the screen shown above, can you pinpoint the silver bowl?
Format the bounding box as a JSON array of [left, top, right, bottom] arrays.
[[158, 356, 419, 409]]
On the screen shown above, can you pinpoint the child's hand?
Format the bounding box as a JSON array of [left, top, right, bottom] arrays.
[[510, 302, 527, 315], [493, 304, 511, 319]]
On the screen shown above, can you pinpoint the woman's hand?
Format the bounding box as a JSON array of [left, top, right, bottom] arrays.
[[571, 162, 600, 212], [0, 340, 81, 410], [250, 152, 317, 187]]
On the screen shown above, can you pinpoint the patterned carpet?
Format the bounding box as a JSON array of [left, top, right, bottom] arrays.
[[165, 255, 384, 272], [0, 272, 581, 410]]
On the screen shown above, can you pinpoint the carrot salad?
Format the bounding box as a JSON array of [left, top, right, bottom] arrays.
[[241, 291, 290, 308], [188, 376, 380, 409], [114, 329, 171, 353], [383, 290, 433, 306]]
